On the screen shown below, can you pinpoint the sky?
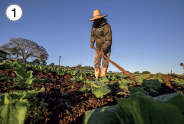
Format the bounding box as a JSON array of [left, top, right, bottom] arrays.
[[0, 0, 184, 74]]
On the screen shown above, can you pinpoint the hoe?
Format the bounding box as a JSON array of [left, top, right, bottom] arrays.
[[92, 47, 138, 84]]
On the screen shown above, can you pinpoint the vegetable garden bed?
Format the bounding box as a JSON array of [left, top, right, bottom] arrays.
[[0, 60, 184, 124]]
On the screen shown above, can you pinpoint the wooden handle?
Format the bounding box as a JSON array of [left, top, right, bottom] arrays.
[[93, 47, 137, 84]]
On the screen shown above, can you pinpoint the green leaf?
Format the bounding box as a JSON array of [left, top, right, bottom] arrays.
[[0, 88, 45, 124], [82, 80, 111, 98], [80, 85, 91, 93], [83, 105, 124, 124], [0, 99, 29, 124], [118, 92, 184, 124], [91, 86, 111, 99], [140, 79, 161, 95], [11, 87, 45, 100], [99, 77, 109, 84], [119, 84, 128, 90], [12, 61, 22, 68], [70, 77, 76, 81], [83, 92, 184, 124], [32, 78, 45, 84], [0, 76, 13, 81], [13, 67, 33, 79], [116, 92, 128, 96], [1, 60, 13, 68], [128, 87, 148, 96]]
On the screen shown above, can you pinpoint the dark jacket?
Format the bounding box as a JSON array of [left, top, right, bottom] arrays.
[[90, 18, 112, 52]]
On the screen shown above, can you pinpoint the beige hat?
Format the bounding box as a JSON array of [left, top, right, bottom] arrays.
[[88, 9, 108, 21]]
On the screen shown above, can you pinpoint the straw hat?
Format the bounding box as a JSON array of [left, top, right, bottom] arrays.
[[88, 9, 108, 21]]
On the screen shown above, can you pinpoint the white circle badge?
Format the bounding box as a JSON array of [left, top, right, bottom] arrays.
[[5, 4, 23, 21]]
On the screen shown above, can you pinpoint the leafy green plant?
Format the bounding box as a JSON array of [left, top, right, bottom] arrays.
[[70, 74, 84, 82], [26, 96, 48, 123], [140, 79, 162, 96], [70, 77, 77, 81], [128, 86, 149, 96], [35, 65, 49, 73], [0, 60, 13, 68], [82, 92, 184, 124], [70, 70, 78, 76], [25, 63, 32, 68], [13, 66, 45, 88], [98, 76, 109, 84], [171, 78, 184, 85], [0, 87, 45, 124], [0, 75, 13, 81], [32, 76, 46, 84], [111, 75, 118, 81], [13, 66, 34, 88], [80, 79, 111, 98], [12, 61, 22, 68], [134, 74, 150, 83], [51, 67, 57, 72], [112, 81, 129, 90], [157, 74, 164, 83]]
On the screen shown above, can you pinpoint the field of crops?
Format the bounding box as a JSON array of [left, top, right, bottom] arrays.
[[0, 60, 184, 124]]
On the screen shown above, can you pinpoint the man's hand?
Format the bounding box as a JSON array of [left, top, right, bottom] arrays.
[[90, 44, 94, 49], [99, 49, 104, 57]]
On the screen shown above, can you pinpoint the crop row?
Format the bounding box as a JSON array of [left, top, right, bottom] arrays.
[[0, 60, 184, 123], [171, 78, 184, 86]]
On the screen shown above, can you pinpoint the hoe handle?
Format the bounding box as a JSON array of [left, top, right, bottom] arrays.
[[93, 47, 137, 84]]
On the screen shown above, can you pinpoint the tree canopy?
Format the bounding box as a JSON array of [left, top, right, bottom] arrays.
[[0, 38, 49, 62]]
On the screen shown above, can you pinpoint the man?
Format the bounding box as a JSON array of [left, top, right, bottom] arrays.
[[88, 9, 112, 79]]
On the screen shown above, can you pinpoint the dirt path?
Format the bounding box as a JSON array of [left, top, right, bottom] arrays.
[[144, 74, 155, 80]]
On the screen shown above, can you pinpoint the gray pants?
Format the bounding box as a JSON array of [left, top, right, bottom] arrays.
[[94, 46, 111, 68]]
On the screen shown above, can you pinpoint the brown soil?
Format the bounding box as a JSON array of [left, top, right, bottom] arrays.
[[0, 66, 184, 123], [144, 74, 155, 80]]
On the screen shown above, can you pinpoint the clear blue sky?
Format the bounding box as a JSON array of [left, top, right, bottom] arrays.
[[0, 0, 184, 74]]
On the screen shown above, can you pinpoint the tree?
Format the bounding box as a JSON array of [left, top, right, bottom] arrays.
[[49, 62, 54, 67], [9, 46, 22, 61], [76, 63, 82, 68], [33, 59, 40, 64], [41, 60, 47, 66], [142, 71, 151, 74], [134, 71, 140, 74], [0, 38, 49, 62], [36, 50, 48, 64]]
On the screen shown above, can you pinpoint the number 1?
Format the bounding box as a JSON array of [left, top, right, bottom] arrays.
[[12, 8, 16, 17]]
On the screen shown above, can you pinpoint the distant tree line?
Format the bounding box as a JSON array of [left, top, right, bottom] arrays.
[[133, 71, 151, 74], [47, 63, 95, 70], [108, 70, 151, 74]]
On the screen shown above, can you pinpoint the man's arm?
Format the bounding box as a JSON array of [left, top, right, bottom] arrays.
[[90, 26, 95, 45]]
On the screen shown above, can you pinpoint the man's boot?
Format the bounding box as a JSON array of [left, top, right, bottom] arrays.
[[94, 68, 100, 79], [100, 67, 107, 77]]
